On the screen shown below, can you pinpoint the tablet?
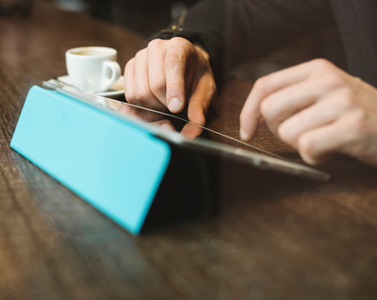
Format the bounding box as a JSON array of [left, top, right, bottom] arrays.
[[43, 81, 330, 182]]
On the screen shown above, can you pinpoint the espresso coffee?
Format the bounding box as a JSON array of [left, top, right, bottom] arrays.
[[66, 46, 121, 92], [72, 49, 110, 56]]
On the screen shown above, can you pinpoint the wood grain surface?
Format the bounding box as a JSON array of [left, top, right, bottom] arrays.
[[1, 1, 377, 299]]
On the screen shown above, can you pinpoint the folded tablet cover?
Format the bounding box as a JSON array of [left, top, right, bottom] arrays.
[[11, 86, 171, 234]]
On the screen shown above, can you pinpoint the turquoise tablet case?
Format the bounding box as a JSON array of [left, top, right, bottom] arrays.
[[11, 86, 171, 235]]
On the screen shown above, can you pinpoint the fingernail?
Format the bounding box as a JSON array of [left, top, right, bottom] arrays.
[[160, 123, 174, 131], [240, 128, 249, 141], [168, 97, 183, 112]]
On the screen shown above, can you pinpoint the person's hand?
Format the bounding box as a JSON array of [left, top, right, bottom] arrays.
[[240, 58, 377, 166], [117, 103, 176, 132], [122, 37, 216, 137], [107, 98, 176, 132]]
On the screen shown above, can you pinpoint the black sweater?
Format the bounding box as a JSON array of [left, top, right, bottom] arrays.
[[150, 0, 377, 88]]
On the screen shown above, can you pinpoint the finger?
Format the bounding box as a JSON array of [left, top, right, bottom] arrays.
[[118, 103, 133, 115], [124, 58, 136, 103], [297, 121, 352, 165], [181, 71, 215, 137], [117, 104, 143, 120], [260, 75, 346, 137], [180, 123, 203, 138], [107, 99, 122, 110], [150, 119, 176, 131], [165, 37, 196, 113], [117, 103, 164, 122], [134, 50, 166, 112], [147, 39, 168, 105], [278, 92, 353, 148], [240, 59, 333, 141]]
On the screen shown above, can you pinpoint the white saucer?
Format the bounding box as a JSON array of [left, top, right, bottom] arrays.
[[50, 75, 125, 97]]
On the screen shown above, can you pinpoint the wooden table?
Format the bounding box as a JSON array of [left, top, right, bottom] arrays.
[[1, 1, 377, 299]]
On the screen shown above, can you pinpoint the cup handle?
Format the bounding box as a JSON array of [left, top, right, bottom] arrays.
[[101, 61, 121, 92]]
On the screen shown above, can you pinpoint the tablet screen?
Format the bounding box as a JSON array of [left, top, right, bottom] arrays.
[[43, 81, 330, 182]]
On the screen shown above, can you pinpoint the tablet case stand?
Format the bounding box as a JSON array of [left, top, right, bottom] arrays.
[[11, 86, 213, 235]]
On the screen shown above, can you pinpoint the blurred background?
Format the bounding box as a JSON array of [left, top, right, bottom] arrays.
[[0, 0, 347, 87], [0, 0, 199, 36]]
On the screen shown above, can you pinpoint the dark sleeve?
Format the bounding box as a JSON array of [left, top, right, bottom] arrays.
[[331, 0, 377, 87], [149, 0, 336, 85], [147, 0, 224, 65]]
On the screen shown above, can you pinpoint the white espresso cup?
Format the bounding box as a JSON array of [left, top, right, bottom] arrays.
[[66, 46, 121, 93]]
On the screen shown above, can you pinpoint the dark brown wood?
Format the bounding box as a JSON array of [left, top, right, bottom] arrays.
[[1, 1, 377, 299]]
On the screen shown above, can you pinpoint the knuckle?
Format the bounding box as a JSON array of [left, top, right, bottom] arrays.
[[169, 36, 190, 47], [322, 71, 345, 88], [134, 86, 152, 101], [253, 76, 270, 94], [165, 51, 184, 67], [353, 76, 363, 85], [135, 49, 146, 60], [149, 77, 166, 94], [310, 58, 334, 70], [125, 91, 136, 103], [260, 98, 274, 120], [148, 38, 163, 50], [333, 89, 355, 108], [345, 109, 367, 133]]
